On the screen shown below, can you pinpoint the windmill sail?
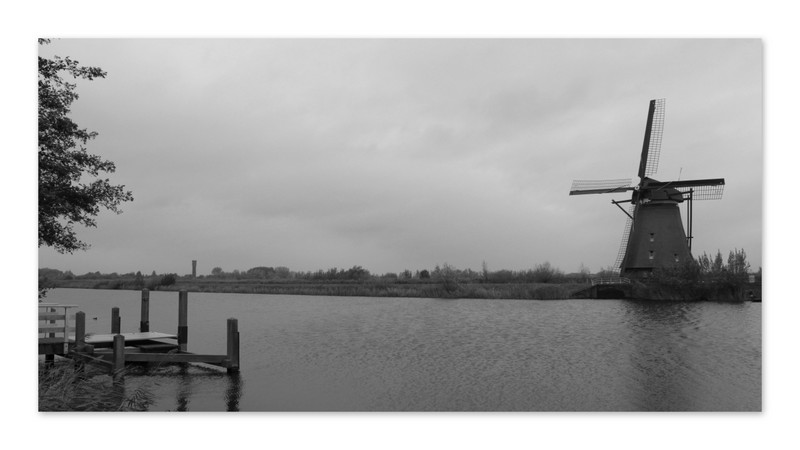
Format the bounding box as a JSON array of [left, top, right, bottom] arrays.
[[568, 98, 726, 280], [676, 183, 724, 200], [613, 204, 636, 273], [643, 178, 725, 200], [569, 179, 633, 196], [636, 98, 665, 179]]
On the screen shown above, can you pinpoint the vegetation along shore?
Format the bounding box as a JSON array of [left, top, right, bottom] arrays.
[[41, 251, 760, 302]]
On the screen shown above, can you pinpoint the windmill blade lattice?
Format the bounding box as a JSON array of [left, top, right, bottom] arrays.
[[612, 204, 636, 273], [638, 98, 666, 179], [569, 179, 633, 195], [676, 183, 725, 200], [643, 177, 726, 201]]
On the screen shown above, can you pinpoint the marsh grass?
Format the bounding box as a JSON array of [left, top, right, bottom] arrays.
[[39, 359, 155, 411], [54, 277, 588, 300]]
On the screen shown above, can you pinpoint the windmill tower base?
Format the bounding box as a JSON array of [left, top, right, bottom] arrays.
[[621, 201, 692, 279]]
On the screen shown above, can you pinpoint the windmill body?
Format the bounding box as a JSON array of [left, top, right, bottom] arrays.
[[620, 182, 691, 277], [569, 99, 725, 279]]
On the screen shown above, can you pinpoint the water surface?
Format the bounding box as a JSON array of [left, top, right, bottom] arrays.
[[45, 289, 761, 411]]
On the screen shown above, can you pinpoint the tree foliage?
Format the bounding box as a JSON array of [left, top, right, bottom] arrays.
[[159, 273, 177, 287], [650, 248, 754, 300], [434, 263, 460, 294], [38, 39, 133, 254]]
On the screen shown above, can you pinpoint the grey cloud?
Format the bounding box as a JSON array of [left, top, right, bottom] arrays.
[[38, 39, 762, 276]]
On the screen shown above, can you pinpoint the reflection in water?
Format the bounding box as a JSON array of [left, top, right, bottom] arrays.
[[225, 372, 243, 412], [123, 364, 242, 411], [176, 365, 192, 412], [622, 301, 696, 410], [619, 300, 760, 411]]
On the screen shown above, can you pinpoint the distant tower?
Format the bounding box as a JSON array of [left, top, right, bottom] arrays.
[[192, 260, 197, 278]]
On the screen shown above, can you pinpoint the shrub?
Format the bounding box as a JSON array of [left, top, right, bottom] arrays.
[[160, 273, 177, 287]]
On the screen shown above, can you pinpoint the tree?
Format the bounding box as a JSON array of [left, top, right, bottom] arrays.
[[133, 271, 144, 289], [435, 263, 460, 294], [697, 252, 712, 274], [531, 261, 563, 283], [38, 39, 133, 254], [727, 248, 750, 276], [247, 266, 275, 279], [159, 274, 177, 287], [711, 250, 725, 274], [345, 265, 370, 280], [578, 263, 591, 283]]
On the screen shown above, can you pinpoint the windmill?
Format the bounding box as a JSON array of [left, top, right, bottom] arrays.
[[569, 99, 725, 279]]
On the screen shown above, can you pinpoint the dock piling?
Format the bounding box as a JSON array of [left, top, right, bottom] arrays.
[[226, 318, 240, 373], [112, 334, 125, 381], [140, 289, 150, 332], [178, 290, 188, 352], [75, 311, 86, 351], [44, 292, 241, 378], [44, 307, 56, 365], [111, 307, 121, 334]]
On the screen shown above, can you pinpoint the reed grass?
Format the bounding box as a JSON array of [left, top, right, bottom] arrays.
[[53, 277, 588, 299], [38, 360, 154, 411]]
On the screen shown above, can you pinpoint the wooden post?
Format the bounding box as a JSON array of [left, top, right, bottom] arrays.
[[45, 307, 56, 365], [140, 289, 150, 332], [226, 318, 240, 373], [112, 334, 125, 381], [62, 306, 70, 354], [48, 307, 56, 338], [75, 311, 86, 351], [178, 290, 188, 352], [111, 307, 121, 334]]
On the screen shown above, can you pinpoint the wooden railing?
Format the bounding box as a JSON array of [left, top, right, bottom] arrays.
[[591, 277, 632, 286], [39, 303, 78, 355]]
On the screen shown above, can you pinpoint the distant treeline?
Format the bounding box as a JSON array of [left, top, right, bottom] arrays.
[[40, 261, 595, 287], [39, 261, 595, 300], [39, 251, 760, 301], [204, 261, 594, 284]]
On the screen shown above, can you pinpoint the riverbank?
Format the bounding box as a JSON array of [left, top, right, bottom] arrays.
[[39, 359, 154, 411], [45, 277, 759, 301], [48, 277, 588, 300]]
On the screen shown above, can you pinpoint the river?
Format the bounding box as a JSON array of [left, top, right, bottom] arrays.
[[44, 288, 761, 411]]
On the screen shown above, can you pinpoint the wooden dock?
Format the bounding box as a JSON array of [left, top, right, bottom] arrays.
[[39, 290, 240, 377], [38, 303, 78, 359]]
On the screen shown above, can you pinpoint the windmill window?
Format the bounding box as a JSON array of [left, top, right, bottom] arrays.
[[649, 233, 655, 242], [649, 251, 654, 260], [674, 253, 679, 262]]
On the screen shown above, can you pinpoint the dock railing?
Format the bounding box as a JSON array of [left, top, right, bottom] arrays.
[[39, 303, 78, 355], [591, 277, 632, 286]]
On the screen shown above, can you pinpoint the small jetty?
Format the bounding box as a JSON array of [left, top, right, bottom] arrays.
[[39, 289, 240, 378]]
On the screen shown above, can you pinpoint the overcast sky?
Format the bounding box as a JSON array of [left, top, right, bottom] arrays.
[[37, 39, 762, 276]]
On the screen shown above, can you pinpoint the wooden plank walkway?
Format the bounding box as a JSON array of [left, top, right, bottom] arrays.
[[84, 332, 177, 345], [41, 290, 241, 377]]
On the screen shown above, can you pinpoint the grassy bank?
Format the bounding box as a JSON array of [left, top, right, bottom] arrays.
[[49, 277, 589, 300], [44, 273, 759, 301], [39, 360, 153, 411]]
